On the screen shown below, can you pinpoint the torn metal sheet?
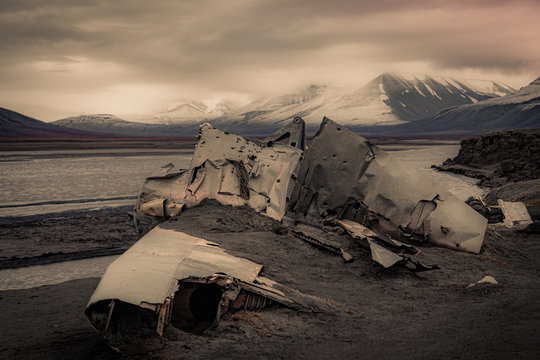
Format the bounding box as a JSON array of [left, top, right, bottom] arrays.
[[134, 120, 304, 234], [261, 116, 306, 150], [497, 199, 533, 228], [336, 219, 419, 255], [86, 225, 293, 336], [336, 219, 436, 271], [366, 240, 404, 268], [290, 229, 354, 262], [285, 117, 487, 254]]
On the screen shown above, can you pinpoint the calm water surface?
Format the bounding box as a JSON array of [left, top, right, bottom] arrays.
[[0, 149, 193, 216]]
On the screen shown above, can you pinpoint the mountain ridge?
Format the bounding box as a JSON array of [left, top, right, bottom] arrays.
[[207, 72, 516, 134], [352, 76, 539, 136], [53, 114, 192, 137], [0, 107, 114, 139], [3, 73, 535, 139]]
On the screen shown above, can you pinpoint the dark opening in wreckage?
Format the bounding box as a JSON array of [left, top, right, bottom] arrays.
[[85, 117, 487, 344]]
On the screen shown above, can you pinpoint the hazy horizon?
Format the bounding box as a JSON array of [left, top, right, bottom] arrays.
[[1, 0, 539, 122]]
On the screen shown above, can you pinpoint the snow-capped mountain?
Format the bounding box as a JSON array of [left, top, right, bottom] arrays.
[[354, 72, 514, 122], [211, 73, 515, 133], [211, 84, 347, 132], [49, 73, 523, 137], [153, 99, 241, 125], [154, 101, 209, 124], [381, 76, 539, 135]]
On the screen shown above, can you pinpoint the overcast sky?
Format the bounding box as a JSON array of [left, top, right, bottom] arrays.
[[1, 0, 539, 121]]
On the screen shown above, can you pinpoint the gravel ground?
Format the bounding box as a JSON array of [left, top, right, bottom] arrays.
[[1, 202, 539, 359]]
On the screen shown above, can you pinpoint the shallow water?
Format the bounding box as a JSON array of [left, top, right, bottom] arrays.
[[0, 256, 119, 291], [0, 149, 193, 217]]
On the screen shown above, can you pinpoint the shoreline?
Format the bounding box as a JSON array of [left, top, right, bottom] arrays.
[[0, 137, 460, 152]]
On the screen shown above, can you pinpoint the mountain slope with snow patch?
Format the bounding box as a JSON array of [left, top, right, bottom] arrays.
[[210, 73, 514, 133]]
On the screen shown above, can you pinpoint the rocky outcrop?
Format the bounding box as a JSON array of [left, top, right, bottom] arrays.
[[434, 129, 540, 187]]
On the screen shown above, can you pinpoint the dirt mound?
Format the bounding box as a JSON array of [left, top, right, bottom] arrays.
[[434, 129, 540, 187]]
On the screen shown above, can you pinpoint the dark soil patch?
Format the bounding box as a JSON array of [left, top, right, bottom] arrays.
[[0, 206, 137, 269]]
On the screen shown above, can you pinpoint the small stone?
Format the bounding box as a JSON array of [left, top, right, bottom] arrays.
[[467, 275, 498, 288]]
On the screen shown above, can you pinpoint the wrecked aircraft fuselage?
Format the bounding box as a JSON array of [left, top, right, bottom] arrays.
[[285, 118, 487, 254], [86, 116, 487, 341], [85, 226, 293, 339]]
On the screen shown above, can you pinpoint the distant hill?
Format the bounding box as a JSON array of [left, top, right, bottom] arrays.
[[0, 107, 112, 139], [359, 77, 539, 136], [53, 114, 192, 137], [153, 99, 239, 125]]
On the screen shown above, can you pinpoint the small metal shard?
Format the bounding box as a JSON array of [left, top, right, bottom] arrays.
[[335, 219, 436, 271], [290, 229, 354, 263]]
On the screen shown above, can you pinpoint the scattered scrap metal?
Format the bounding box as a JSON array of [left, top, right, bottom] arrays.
[[86, 116, 489, 342]]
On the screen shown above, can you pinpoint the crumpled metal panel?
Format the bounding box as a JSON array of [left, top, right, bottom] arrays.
[[336, 219, 419, 255], [336, 219, 436, 271], [137, 122, 303, 222], [286, 117, 487, 254], [367, 240, 404, 268], [87, 225, 276, 309]]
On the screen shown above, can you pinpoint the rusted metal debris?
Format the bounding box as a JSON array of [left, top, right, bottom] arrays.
[[335, 219, 437, 271], [86, 116, 488, 341]]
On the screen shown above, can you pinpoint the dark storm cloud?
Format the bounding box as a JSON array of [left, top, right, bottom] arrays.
[[0, 0, 539, 119], [1, 0, 538, 73]]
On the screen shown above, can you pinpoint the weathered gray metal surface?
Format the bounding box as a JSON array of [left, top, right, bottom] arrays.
[[135, 121, 303, 228], [260, 116, 306, 150], [286, 117, 487, 254]]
